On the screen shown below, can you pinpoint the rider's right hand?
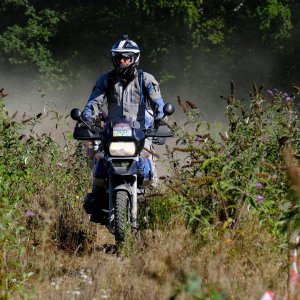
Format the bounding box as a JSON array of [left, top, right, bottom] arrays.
[[154, 118, 161, 129]]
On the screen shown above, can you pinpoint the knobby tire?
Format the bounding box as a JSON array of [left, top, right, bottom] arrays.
[[114, 190, 130, 242]]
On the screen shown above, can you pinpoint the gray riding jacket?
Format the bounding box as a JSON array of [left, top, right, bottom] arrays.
[[82, 69, 165, 129]]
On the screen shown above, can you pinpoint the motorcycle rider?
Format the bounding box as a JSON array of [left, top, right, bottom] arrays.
[[82, 35, 164, 129], [81, 35, 165, 219]]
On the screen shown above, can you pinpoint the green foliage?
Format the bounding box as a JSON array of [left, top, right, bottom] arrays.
[[171, 273, 226, 300], [0, 0, 65, 82], [139, 195, 183, 230], [0, 1, 299, 87], [0, 94, 94, 297], [163, 84, 300, 238], [257, 0, 292, 41]]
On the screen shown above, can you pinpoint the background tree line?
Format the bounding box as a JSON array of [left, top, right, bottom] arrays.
[[0, 0, 299, 105]]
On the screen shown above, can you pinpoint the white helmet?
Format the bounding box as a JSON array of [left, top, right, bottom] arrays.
[[110, 35, 140, 76]]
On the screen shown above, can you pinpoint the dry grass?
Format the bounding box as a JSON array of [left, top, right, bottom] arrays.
[[284, 147, 300, 195], [15, 214, 296, 300]]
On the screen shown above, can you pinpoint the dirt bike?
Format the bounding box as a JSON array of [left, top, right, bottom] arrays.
[[70, 104, 174, 242]]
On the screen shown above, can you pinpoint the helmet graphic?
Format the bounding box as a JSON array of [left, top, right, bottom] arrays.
[[110, 35, 140, 76]]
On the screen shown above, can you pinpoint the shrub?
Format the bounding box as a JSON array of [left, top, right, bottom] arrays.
[[0, 91, 95, 298], [163, 83, 300, 238]]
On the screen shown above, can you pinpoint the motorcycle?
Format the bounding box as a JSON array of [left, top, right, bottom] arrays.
[[70, 104, 174, 242]]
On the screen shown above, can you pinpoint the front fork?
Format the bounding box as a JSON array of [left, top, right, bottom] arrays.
[[108, 173, 138, 229]]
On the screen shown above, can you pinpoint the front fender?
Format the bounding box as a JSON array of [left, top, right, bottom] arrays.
[[113, 183, 132, 195]]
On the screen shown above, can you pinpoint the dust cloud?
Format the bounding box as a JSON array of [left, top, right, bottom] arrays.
[[1, 44, 280, 126], [160, 44, 278, 123]]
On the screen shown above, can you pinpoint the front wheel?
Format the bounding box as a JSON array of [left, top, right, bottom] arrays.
[[114, 190, 131, 242]]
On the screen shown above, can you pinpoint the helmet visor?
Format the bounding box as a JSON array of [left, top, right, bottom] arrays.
[[111, 51, 137, 58]]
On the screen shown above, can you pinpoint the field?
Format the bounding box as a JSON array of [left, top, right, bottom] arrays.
[[1, 84, 300, 299]]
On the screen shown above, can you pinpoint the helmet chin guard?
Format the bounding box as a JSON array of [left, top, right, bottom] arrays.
[[110, 35, 140, 77]]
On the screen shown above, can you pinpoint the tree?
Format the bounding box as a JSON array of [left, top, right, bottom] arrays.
[[0, 0, 299, 89]]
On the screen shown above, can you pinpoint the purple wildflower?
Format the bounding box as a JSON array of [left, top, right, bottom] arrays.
[[25, 210, 35, 217], [256, 195, 264, 203], [283, 93, 289, 97], [267, 90, 273, 95], [285, 96, 291, 101], [19, 134, 28, 140], [255, 182, 264, 189], [194, 135, 203, 142]]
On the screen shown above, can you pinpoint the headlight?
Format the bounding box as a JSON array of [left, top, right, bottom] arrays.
[[109, 142, 136, 156]]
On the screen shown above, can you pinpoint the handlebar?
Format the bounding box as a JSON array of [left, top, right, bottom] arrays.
[[73, 123, 174, 141]]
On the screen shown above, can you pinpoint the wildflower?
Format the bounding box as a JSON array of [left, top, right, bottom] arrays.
[[100, 289, 111, 299], [255, 182, 264, 189], [267, 90, 273, 95], [226, 154, 232, 160], [256, 195, 264, 203], [271, 174, 277, 180], [25, 210, 35, 217], [194, 135, 203, 142], [283, 93, 289, 97], [285, 96, 291, 101]]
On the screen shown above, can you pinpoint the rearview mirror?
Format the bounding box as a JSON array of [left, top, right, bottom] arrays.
[[163, 103, 175, 116], [70, 108, 82, 121]]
